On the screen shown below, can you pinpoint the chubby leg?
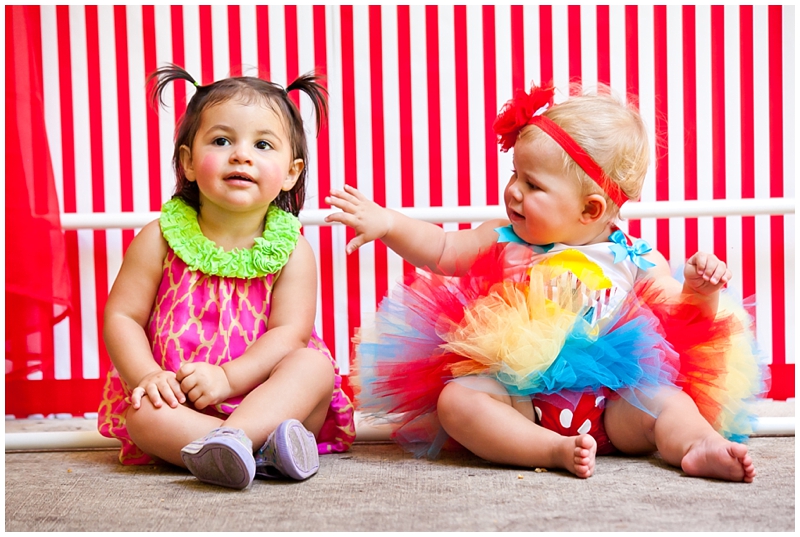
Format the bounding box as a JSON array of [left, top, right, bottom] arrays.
[[437, 379, 597, 478], [604, 388, 756, 483], [126, 347, 334, 467]]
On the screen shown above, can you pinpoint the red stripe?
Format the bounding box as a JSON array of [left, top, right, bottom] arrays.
[[425, 6, 442, 208], [170, 6, 186, 120], [340, 6, 362, 357], [625, 6, 640, 239], [739, 6, 756, 300], [369, 5, 388, 304], [768, 6, 786, 376], [453, 6, 471, 230], [510, 5, 524, 91], [85, 6, 110, 371], [397, 6, 416, 277], [710, 6, 727, 263], [227, 6, 242, 77], [55, 6, 84, 379], [596, 6, 610, 88], [539, 6, 553, 85], [483, 6, 499, 206], [312, 5, 336, 359], [682, 6, 699, 258], [284, 5, 299, 104], [568, 5, 582, 93], [256, 6, 270, 78], [653, 6, 670, 259], [199, 6, 213, 84], [142, 6, 161, 212], [113, 7, 134, 253]]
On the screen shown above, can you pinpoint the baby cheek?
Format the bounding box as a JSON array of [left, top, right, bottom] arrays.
[[197, 153, 225, 177]]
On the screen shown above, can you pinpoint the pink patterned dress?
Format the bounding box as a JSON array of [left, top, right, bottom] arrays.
[[98, 199, 356, 464]]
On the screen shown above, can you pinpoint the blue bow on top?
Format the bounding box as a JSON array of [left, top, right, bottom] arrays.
[[608, 229, 656, 270]]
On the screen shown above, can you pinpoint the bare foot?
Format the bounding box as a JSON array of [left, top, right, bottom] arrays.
[[558, 434, 597, 478], [681, 435, 756, 482]]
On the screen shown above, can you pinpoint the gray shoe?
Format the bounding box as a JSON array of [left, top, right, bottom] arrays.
[[255, 419, 319, 480], [180, 427, 255, 490]]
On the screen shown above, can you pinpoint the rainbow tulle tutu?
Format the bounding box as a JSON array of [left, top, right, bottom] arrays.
[[353, 242, 770, 457]]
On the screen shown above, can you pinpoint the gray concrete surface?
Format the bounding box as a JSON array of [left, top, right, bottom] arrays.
[[5, 400, 795, 532]]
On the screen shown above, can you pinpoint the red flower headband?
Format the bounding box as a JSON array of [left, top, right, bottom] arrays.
[[492, 84, 628, 208]]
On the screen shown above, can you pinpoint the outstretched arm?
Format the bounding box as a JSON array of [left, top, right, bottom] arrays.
[[325, 184, 504, 275]]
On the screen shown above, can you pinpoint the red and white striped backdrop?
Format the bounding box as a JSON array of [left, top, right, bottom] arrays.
[[27, 5, 795, 413]]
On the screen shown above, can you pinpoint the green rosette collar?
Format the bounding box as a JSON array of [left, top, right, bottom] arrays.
[[160, 198, 301, 278]]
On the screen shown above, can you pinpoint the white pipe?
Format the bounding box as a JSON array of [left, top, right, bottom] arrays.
[[4, 416, 793, 452], [60, 198, 795, 230]]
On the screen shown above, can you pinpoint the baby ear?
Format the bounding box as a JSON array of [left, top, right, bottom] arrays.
[[282, 158, 305, 191], [580, 194, 607, 224], [179, 145, 196, 182]]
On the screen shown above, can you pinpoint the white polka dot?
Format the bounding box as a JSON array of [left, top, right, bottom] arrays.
[[577, 419, 592, 435], [534, 406, 542, 422], [595, 396, 605, 408], [559, 409, 573, 428]]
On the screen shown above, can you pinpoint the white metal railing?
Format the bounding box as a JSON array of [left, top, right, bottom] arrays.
[[60, 197, 795, 230]]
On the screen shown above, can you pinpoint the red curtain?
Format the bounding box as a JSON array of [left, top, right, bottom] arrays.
[[5, 5, 72, 385]]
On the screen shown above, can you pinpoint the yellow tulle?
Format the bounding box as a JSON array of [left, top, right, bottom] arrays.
[[441, 268, 588, 379]]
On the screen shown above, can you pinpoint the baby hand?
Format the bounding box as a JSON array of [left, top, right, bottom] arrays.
[[176, 362, 232, 410], [684, 251, 732, 295], [131, 370, 185, 410], [325, 185, 392, 254]]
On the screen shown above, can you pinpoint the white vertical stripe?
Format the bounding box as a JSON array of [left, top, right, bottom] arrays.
[[608, 5, 628, 237], [182, 6, 203, 81], [98, 6, 124, 293], [523, 5, 540, 87], [752, 6, 773, 362], [723, 6, 743, 301], [239, 5, 258, 76], [268, 6, 287, 86], [211, 5, 230, 81], [637, 7, 657, 245], [608, 5, 627, 111], [494, 5, 513, 204], [666, 5, 686, 263], [550, 5, 569, 101], [126, 6, 150, 215], [154, 5, 174, 206], [381, 7, 405, 288], [41, 7, 64, 214], [409, 5, 430, 209], [467, 5, 486, 217], [581, 6, 598, 90], [352, 5, 376, 315], [694, 6, 714, 255], [437, 6, 457, 233]]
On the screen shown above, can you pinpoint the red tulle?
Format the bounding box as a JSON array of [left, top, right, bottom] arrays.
[[5, 6, 72, 382]]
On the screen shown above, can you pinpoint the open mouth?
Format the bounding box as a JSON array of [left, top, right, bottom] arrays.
[[507, 208, 524, 221]]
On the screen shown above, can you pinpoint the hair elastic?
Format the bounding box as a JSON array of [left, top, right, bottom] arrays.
[[493, 84, 629, 207]]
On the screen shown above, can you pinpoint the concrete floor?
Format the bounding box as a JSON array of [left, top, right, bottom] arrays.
[[4, 400, 795, 532]]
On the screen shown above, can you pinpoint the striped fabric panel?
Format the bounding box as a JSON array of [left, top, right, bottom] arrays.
[[30, 5, 793, 410]]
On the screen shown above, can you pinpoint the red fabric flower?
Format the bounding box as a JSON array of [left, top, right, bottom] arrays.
[[492, 83, 555, 152]]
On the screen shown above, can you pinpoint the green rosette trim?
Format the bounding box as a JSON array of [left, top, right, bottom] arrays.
[[160, 198, 301, 278]]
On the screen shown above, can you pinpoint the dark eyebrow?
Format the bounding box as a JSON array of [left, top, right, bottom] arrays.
[[207, 125, 279, 139]]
